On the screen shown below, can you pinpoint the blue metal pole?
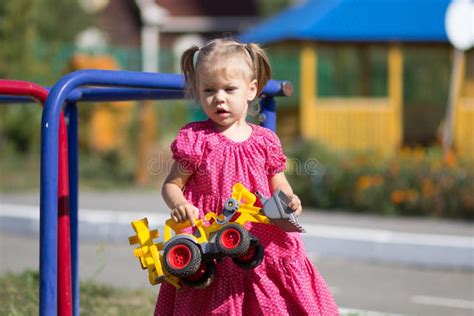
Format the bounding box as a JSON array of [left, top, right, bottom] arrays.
[[259, 97, 277, 132], [65, 102, 79, 316], [40, 101, 60, 316]]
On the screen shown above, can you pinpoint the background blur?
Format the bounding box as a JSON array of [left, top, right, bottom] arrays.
[[1, 0, 473, 219], [1, 1, 473, 315]]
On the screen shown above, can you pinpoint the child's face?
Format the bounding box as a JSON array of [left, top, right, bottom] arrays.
[[197, 62, 257, 128]]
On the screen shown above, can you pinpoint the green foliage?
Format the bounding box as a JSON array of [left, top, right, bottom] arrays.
[[318, 45, 388, 97], [0, 270, 156, 316], [0, 1, 37, 80], [79, 150, 136, 189], [0, 105, 42, 154], [0, 0, 92, 82], [0, 0, 93, 172], [286, 142, 474, 219]]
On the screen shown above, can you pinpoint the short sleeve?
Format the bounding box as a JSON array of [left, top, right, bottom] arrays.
[[170, 123, 205, 173], [264, 130, 287, 177]]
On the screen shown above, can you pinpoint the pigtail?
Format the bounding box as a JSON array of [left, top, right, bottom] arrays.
[[180, 45, 200, 99], [246, 43, 272, 95]]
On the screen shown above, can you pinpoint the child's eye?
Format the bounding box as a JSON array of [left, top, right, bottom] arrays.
[[226, 87, 237, 92], [203, 88, 214, 93]]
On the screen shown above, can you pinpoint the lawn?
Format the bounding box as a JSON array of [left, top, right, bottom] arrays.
[[1, 270, 366, 315], [0, 270, 156, 315]]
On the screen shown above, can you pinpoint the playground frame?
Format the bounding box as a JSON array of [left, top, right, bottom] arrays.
[[33, 69, 291, 316]]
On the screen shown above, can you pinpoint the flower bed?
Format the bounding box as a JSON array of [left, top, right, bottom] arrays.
[[286, 142, 474, 220]]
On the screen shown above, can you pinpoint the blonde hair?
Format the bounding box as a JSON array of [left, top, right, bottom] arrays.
[[180, 38, 272, 100]]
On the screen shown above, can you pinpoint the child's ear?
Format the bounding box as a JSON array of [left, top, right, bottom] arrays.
[[247, 79, 258, 101]]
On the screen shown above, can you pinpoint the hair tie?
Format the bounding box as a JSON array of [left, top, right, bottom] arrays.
[[192, 49, 200, 68], [244, 44, 253, 61]]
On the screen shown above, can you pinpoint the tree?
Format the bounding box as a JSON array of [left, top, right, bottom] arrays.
[[0, 0, 93, 157], [0, 0, 93, 83]]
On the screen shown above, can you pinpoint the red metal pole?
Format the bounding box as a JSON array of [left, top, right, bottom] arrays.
[[0, 80, 72, 316], [57, 110, 72, 316]]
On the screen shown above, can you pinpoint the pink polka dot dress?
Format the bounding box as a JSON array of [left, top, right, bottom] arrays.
[[155, 119, 339, 316]]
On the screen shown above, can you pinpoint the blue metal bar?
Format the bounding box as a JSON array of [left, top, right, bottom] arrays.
[[261, 80, 293, 98], [259, 97, 277, 132], [0, 78, 291, 105], [0, 95, 37, 103], [70, 87, 184, 102], [65, 102, 79, 316]]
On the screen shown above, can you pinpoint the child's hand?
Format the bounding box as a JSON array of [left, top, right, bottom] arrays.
[[170, 202, 200, 225], [288, 194, 302, 216]]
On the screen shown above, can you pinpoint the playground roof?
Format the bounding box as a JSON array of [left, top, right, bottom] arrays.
[[240, 0, 451, 44]]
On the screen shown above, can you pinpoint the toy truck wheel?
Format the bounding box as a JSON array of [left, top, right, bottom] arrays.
[[216, 223, 250, 257], [181, 261, 216, 289], [164, 239, 202, 278], [232, 242, 264, 269]]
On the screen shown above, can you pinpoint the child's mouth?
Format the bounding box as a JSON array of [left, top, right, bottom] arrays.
[[216, 109, 230, 115]]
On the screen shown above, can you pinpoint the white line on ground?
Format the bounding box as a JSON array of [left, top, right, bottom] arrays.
[[0, 203, 169, 225], [2, 203, 472, 249], [304, 223, 474, 248], [339, 307, 404, 316], [411, 295, 474, 310]]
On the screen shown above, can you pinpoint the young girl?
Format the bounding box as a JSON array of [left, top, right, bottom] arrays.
[[157, 38, 339, 315]]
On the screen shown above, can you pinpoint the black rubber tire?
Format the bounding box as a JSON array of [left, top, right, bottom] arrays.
[[216, 223, 250, 257], [232, 242, 264, 270], [181, 262, 216, 289], [163, 238, 202, 278]]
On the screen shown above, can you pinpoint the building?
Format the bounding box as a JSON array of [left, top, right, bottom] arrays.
[[240, 0, 474, 159]]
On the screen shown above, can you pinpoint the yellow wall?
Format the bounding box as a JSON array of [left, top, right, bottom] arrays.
[[455, 97, 474, 160], [312, 99, 398, 154], [299, 42, 402, 156], [453, 51, 474, 161]]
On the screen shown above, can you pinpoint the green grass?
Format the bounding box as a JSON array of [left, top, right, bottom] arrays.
[[0, 155, 41, 192], [0, 270, 156, 315], [0, 153, 161, 193], [1, 270, 369, 315]]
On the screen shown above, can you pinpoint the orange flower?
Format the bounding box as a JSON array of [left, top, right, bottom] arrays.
[[391, 190, 405, 204], [356, 175, 372, 191], [443, 150, 457, 168]]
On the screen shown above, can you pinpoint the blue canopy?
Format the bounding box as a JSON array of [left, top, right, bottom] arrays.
[[240, 0, 451, 43]]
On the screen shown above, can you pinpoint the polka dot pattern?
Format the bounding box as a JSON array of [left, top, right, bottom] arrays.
[[155, 119, 339, 315]]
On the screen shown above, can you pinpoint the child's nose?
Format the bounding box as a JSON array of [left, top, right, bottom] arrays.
[[214, 91, 225, 104], [214, 99, 224, 107]]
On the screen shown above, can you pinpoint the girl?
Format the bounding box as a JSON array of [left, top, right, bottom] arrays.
[[157, 38, 339, 315]]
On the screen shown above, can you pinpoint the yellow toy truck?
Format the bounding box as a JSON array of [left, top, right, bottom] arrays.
[[129, 183, 305, 289]]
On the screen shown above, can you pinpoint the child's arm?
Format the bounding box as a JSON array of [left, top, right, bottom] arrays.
[[270, 172, 303, 216], [162, 161, 199, 224]]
